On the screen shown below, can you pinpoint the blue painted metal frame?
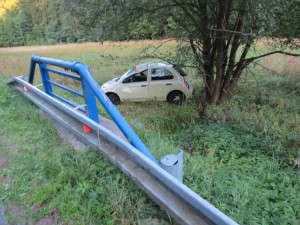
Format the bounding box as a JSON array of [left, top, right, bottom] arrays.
[[28, 55, 159, 165], [39, 63, 53, 95], [47, 80, 84, 97]]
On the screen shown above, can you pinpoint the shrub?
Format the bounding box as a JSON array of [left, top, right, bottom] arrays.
[[47, 38, 57, 45]]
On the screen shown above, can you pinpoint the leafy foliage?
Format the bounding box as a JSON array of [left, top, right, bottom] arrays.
[[1, 0, 298, 107], [0, 0, 170, 47], [69, 0, 300, 104], [0, 0, 19, 18], [0, 0, 99, 47]]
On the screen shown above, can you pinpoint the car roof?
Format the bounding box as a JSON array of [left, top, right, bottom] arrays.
[[135, 62, 173, 71]]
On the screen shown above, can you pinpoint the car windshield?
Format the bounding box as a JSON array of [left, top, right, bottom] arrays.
[[173, 65, 187, 76], [122, 68, 134, 77], [118, 67, 135, 81]]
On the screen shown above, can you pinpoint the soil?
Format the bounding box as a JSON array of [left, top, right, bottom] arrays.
[[35, 208, 61, 225], [0, 156, 10, 169], [8, 205, 22, 216]]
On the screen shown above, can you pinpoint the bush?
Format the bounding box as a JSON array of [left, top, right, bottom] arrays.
[[47, 38, 57, 45], [203, 84, 299, 166], [178, 123, 299, 224]]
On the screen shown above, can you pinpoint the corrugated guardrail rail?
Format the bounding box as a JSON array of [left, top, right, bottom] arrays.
[[7, 56, 238, 225]]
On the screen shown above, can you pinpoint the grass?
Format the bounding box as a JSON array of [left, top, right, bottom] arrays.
[[0, 41, 299, 224], [0, 76, 171, 224]]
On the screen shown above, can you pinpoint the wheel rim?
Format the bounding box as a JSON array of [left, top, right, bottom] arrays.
[[172, 95, 181, 104]]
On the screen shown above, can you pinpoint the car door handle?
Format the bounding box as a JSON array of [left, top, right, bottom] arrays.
[[141, 85, 147, 87], [166, 83, 172, 85]]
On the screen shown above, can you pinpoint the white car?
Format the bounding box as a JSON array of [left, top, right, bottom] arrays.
[[101, 62, 194, 104]]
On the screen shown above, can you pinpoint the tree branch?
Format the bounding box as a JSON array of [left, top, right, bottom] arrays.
[[133, 3, 177, 14], [171, 0, 206, 36], [210, 28, 255, 36], [244, 50, 300, 62]]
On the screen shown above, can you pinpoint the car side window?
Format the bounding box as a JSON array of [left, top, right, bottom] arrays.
[[151, 68, 174, 81], [122, 70, 148, 83]]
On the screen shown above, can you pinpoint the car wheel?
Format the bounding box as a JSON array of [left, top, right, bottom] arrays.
[[167, 91, 184, 104], [107, 93, 121, 105]]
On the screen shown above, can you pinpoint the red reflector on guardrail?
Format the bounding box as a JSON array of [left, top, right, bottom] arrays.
[[83, 124, 91, 132]]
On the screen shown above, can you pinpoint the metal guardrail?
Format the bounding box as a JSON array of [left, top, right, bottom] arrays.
[[7, 56, 238, 225], [28, 55, 159, 165]]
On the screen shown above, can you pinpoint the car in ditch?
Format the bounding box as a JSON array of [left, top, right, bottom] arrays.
[[101, 62, 194, 105]]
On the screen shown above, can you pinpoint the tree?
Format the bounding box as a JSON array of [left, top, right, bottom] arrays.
[[69, 0, 300, 104], [14, 10, 31, 45], [46, 21, 60, 42], [0, 18, 6, 46], [1, 11, 17, 46], [0, 0, 19, 18]]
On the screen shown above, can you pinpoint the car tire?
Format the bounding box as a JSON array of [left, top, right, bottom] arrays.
[[107, 93, 121, 105], [167, 91, 184, 104]]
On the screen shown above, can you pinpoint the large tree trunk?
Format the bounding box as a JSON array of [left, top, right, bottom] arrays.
[[210, 0, 230, 105], [199, 0, 249, 105]]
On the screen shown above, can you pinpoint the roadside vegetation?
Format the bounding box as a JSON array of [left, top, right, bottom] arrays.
[[0, 75, 171, 224], [0, 41, 299, 224]]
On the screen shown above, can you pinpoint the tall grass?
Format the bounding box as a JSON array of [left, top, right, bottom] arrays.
[[0, 41, 299, 224]]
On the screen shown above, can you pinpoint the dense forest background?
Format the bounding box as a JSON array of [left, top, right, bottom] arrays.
[[0, 0, 166, 47]]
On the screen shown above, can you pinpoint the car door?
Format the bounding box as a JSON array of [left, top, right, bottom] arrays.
[[148, 68, 178, 100], [118, 69, 149, 100]]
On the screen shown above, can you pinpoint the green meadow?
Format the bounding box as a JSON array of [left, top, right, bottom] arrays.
[[0, 41, 299, 224]]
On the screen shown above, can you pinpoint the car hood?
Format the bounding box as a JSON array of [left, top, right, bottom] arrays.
[[102, 78, 119, 87]]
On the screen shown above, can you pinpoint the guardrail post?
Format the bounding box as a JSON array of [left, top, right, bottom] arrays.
[[161, 150, 183, 182], [28, 59, 36, 84], [39, 63, 53, 95], [81, 77, 99, 124]]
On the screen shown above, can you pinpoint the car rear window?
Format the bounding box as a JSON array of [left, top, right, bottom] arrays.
[[151, 68, 174, 80], [173, 66, 187, 76]]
